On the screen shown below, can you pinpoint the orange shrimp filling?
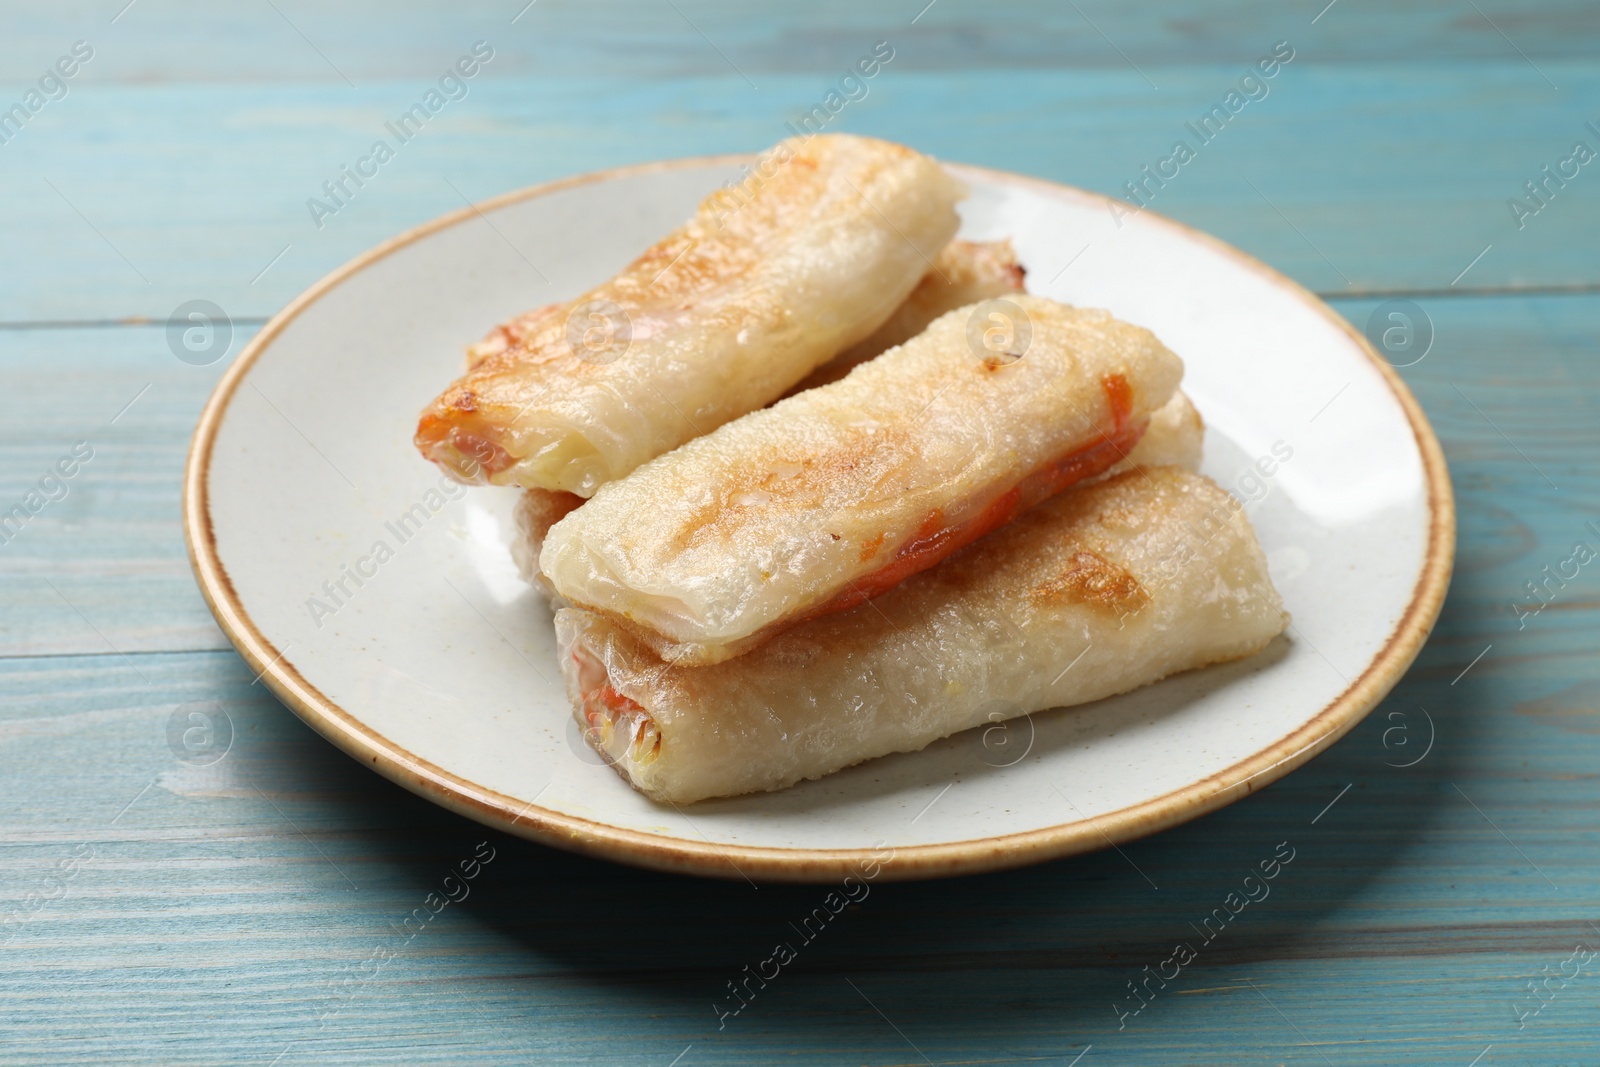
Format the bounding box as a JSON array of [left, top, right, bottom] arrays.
[[805, 373, 1144, 621], [575, 658, 662, 765], [414, 416, 515, 483]]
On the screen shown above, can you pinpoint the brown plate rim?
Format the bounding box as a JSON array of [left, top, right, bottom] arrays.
[[183, 154, 1456, 883]]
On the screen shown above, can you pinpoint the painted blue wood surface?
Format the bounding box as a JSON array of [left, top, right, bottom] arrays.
[[3, 2, 1600, 1064], [2, 3, 1598, 321]]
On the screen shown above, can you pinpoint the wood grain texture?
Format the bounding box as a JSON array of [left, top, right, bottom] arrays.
[[1, 4, 1599, 320], [4, 0, 1596, 80], [2, 2, 1599, 1064]]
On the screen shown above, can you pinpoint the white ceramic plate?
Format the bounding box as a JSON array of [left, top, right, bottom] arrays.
[[185, 156, 1453, 882]]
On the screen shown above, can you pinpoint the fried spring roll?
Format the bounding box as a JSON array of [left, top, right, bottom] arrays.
[[556, 467, 1288, 804], [512, 390, 1204, 596], [542, 296, 1186, 665], [415, 134, 966, 496]]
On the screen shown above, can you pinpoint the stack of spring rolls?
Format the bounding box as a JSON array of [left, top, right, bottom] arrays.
[[416, 134, 1288, 804]]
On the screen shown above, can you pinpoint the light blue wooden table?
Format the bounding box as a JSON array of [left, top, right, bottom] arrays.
[[3, 2, 1598, 1063]]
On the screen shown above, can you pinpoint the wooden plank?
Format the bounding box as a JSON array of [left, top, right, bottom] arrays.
[[0, 325, 234, 656], [0, 58, 1597, 323]]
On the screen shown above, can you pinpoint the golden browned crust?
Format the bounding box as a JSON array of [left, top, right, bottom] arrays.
[[465, 303, 564, 370], [668, 423, 918, 552], [1029, 549, 1147, 613]]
